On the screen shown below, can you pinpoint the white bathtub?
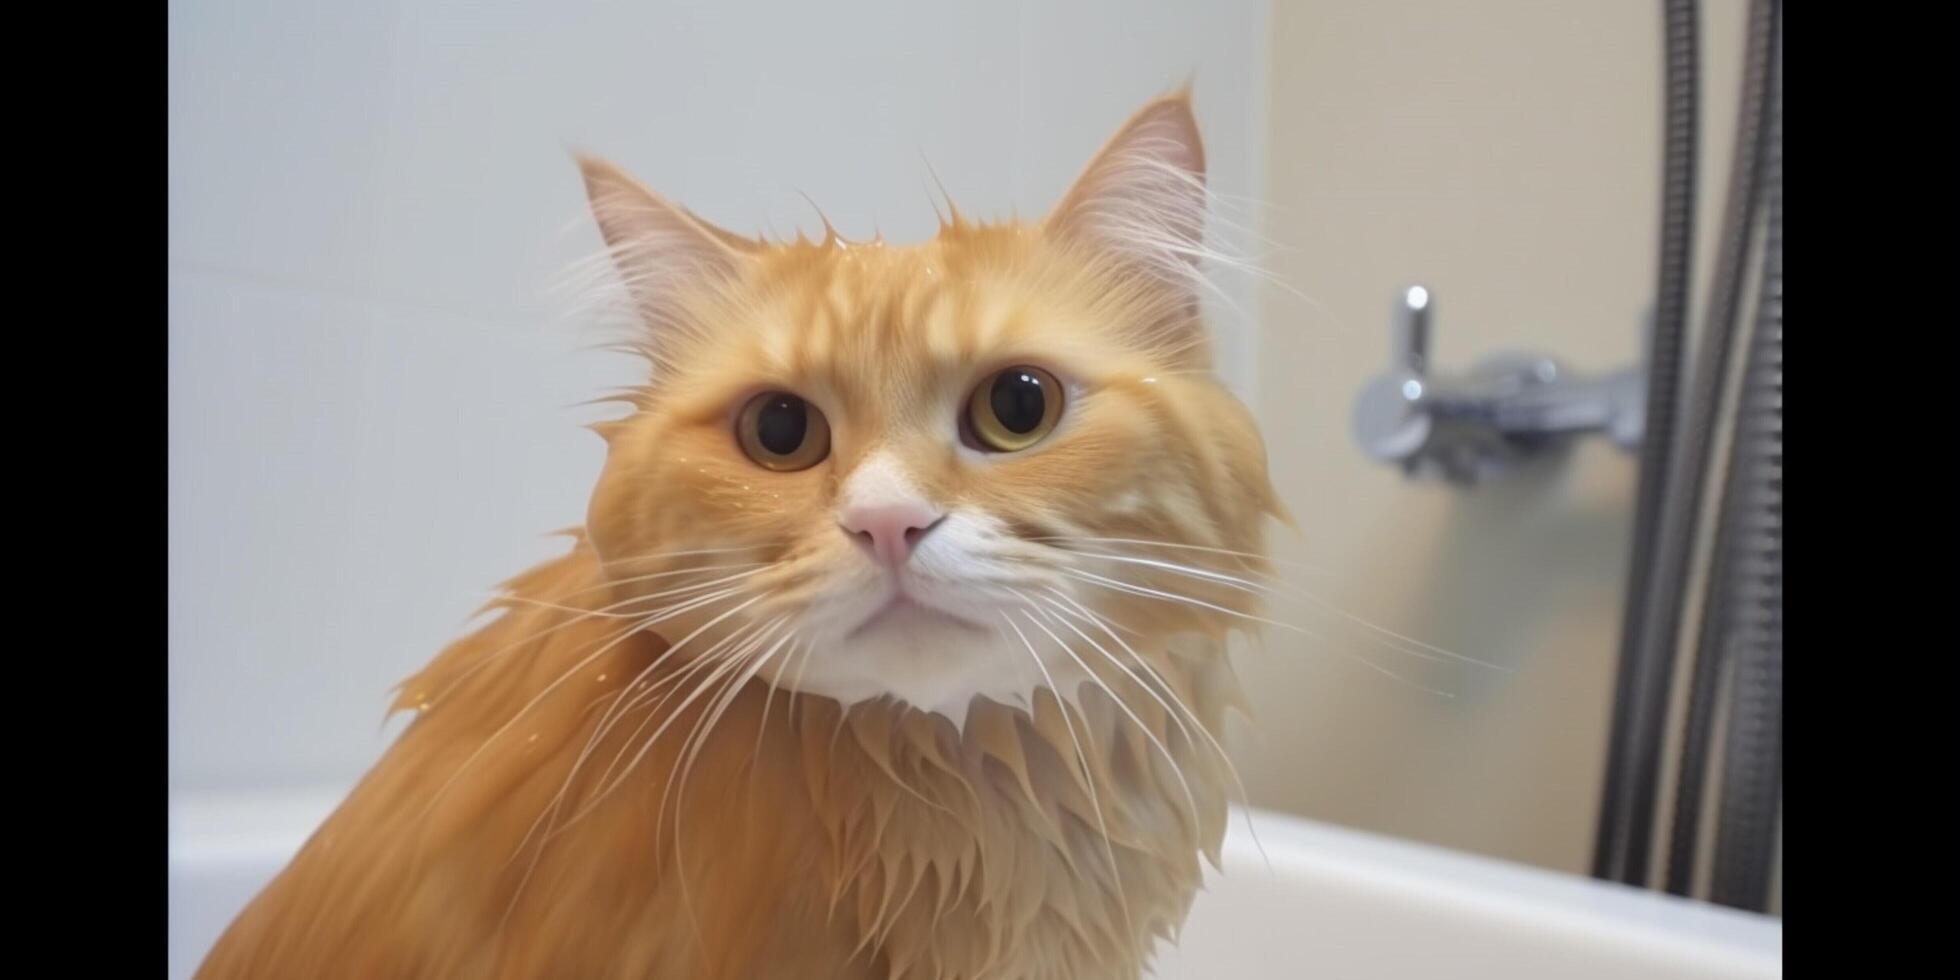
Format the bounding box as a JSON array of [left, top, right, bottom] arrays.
[[170, 789, 1780, 978]]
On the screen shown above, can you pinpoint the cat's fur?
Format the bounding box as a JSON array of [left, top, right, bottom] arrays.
[[199, 91, 1281, 980]]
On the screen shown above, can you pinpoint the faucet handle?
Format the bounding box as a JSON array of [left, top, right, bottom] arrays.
[[1352, 284, 1440, 468], [1394, 284, 1433, 374]]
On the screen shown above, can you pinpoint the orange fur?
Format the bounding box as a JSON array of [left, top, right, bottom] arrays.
[[199, 91, 1281, 979]]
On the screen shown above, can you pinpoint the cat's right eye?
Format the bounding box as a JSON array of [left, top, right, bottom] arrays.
[[737, 391, 831, 472]]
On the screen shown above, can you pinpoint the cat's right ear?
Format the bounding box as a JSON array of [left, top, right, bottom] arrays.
[[576, 155, 756, 325]]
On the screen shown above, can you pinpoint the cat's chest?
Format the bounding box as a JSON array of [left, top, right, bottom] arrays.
[[524, 686, 1226, 979]]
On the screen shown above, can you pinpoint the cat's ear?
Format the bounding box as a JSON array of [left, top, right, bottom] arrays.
[[1044, 91, 1208, 289], [576, 155, 756, 324]]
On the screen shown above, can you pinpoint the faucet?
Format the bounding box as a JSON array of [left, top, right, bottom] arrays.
[[1351, 285, 1646, 483]]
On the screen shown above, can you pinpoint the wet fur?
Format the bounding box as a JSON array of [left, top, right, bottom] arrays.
[[199, 92, 1281, 979]]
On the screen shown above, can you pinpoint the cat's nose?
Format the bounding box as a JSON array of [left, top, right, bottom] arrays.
[[840, 501, 945, 569]]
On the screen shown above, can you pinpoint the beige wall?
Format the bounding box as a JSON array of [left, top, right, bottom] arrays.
[[1238, 0, 1747, 875]]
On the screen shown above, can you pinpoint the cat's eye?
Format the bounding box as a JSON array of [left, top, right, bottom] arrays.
[[737, 391, 830, 471], [966, 366, 1063, 453]]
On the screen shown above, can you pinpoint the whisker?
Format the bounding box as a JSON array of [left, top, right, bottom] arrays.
[[998, 608, 1135, 940], [500, 614, 779, 930], [1012, 602, 1200, 834], [582, 618, 785, 835], [538, 629, 758, 847], [1038, 592, 1201, 749], [747, 638, 807, 811], [1061, 567, 1304, 636], [421, 610, 665, 823], [493, 568, 763, 619], [785, 635, 819, 726], [504, 593, 768, 866], [1027, 535, 1339, 578], [420, 591, 667, 710], [556, 633, 755, 832], [512, 561, 768, 605], [486, 600, 722, 930], [1038, 589, 1269, 869], [544, 601, 772, 836], [426, 565, 763, 708], [596, 545, 758, 569], [1060, 569, 1456, 699], [661, 620, 794, 839], [1056, 549, 1506, 672], [670, 625, 798, 951]]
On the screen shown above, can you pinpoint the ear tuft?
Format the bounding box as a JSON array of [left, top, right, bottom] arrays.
[[576, 155, 755, 330], [1044, 93, 1209, 289]]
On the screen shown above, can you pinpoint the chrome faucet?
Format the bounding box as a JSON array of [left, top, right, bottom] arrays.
[[1351, 285, 1646, 483]]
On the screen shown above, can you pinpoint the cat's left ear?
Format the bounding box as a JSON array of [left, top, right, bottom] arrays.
[[1044, 91, 1208, 291], [577, 155, 757, 327]]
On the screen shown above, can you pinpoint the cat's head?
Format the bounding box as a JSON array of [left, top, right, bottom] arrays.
[[577, 93, 1282, 725]]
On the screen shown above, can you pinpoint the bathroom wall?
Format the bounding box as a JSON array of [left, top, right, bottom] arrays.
[[1238, 0, 1749, 875]]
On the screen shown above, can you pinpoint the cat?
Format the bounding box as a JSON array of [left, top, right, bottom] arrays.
[[197, 89, 1283, 980]]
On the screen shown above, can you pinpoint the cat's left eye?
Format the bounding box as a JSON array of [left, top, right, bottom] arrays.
[[965, 366, 1063, 453], [737, 391, 831, 471]]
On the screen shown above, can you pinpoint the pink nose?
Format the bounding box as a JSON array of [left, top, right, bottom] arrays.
[[840, 501, 944, 568]]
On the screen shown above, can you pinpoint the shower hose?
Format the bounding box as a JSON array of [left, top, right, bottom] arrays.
[[1593, 0, 1783, 912]]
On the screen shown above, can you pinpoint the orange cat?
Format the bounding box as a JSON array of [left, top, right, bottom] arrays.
[[198, 90, 1282, 980]]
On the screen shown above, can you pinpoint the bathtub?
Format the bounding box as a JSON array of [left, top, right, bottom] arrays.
[[169, 789, 1780, 978]]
